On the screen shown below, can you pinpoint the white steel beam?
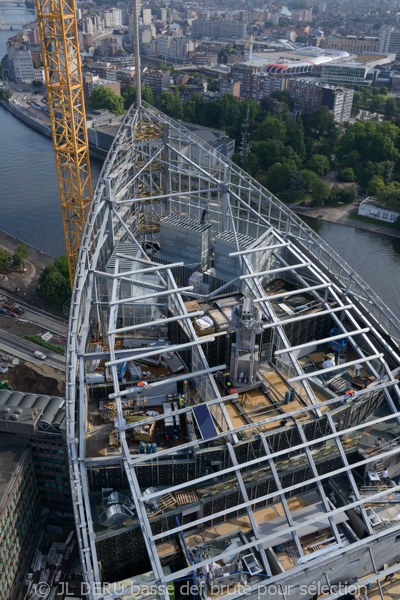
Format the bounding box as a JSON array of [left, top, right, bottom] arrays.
[[229, 242, 290, 256], [274, 328, 370, 356], [93, 260, 184, 278], [239, 262, 312, 280], [253, 283, 330, 303], [288, 354, 383, 384], [149, 446, 400, 545], [138, 404, 400, 503], [154, 480, 400, 584], [109, 364, 225, 400], [115, 187, 219, 205], [104, 337, 216, 367], [263, 304, 354, 329], [109, 285, 194, 306], [108, 310, 204, 335]]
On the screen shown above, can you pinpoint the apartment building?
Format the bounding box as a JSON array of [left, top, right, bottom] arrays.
[[231, 63, 258, 98], [287, 78, 354, 122], [251, 71, 287, 102], [321, 35, 379, 54], [0, 439, 40, 599], [379, 26, 400, 57], [191, 20, 246, 40], [13, 48, 35, 83], [144, 69, 170, 97]]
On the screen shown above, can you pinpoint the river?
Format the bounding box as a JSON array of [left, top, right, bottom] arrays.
[[0, 4, 101, 256], [0, 5, 399, 316]]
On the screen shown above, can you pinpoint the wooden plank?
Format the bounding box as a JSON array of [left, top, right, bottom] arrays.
[[175, 489, 199, 506]]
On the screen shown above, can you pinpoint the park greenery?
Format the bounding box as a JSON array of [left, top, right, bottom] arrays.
[[0, 244, 28, 271], [88, 81, 400, 212], [353, 86, 398, 117], [0, 89, 11, 101], [89, 86, 125, 115], [122, 84, 153, 110], [39, 255, 71, 307]]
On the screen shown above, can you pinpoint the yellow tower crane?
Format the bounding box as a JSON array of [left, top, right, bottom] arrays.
[[35, 0, 92, 284]]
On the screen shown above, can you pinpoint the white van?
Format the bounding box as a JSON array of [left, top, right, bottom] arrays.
[[34, 350, 47, 360]]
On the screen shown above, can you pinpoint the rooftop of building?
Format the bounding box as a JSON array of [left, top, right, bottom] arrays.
[[0, 390, 65, 433], [360, 196, 400, 213]]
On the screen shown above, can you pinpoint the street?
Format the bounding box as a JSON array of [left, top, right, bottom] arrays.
[[0, 328, 65, 371]]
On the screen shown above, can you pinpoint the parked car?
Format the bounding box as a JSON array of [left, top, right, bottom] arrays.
[[33, 350, 46, 360], [0, 307, 8, 315], [13, 305, 25, 315], [9, 311, 18, 318]]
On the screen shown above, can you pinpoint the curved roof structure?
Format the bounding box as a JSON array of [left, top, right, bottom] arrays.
[[67, 104, 400, 600], [0, 390, 65, 435]]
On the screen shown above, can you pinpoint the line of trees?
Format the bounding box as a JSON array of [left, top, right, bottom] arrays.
[[0, 244, 28, 271], [88, 82, 400, 212]]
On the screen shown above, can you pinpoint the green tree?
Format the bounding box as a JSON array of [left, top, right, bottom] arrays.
[[0, 89, 11, 101], [207, 79, 219, 93], [122, 85, 153, 110], [39, 255, 71, 306], [299, 169, 319, 193], [0, 249, 9, 270], [381, 160, 394, 184], [251, 139, 284, 171], [306, 153, 330, 176], [338, 167, 355, 182], [287, 172, 306, 201], [89, 86, 125, 116], [286, 118, 306, 160], [271, 90, 294, 110], [338, 186, 357, 203], [306, 106, 337, 141], [378, 182, 400, 211], [384, 97, 397, 117], [12, 245, 27, 268], [244, 154, 260, 176], [16, 244, 28, 260], [327, 184, 340, 205], [370, 96, 384, 112], [260, 96, 275, 114], [344, 149, 361, 170], [266, 162, 297, 194], [338, 121, 399, 164], [13, 252, 24, 268], [359, 161, 383, 189], [155, 91, 183, 119], [367, 175, 385, 197], [250, 115, 286, 143], [311, 179, 330, 206]]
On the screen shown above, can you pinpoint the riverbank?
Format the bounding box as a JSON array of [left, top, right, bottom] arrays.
[[0, 98, 108, 162], [291, 202, 400, 240], [0, 228, 67, 317]]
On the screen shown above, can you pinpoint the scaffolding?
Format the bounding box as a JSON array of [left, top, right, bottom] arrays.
[[66, 104, 400, 600]]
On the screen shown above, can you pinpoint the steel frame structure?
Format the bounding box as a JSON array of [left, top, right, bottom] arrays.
[[67, 104, 400, 600], [36, 0, 92, 282]]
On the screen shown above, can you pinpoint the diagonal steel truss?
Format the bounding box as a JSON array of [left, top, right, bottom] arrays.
[[66, 104, 400, 599]]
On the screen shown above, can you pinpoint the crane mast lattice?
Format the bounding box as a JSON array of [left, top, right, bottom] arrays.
[[35, 0, 92, 283]]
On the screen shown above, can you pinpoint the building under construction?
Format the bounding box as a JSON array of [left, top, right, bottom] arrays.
[[64, 102, 400, 600]]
